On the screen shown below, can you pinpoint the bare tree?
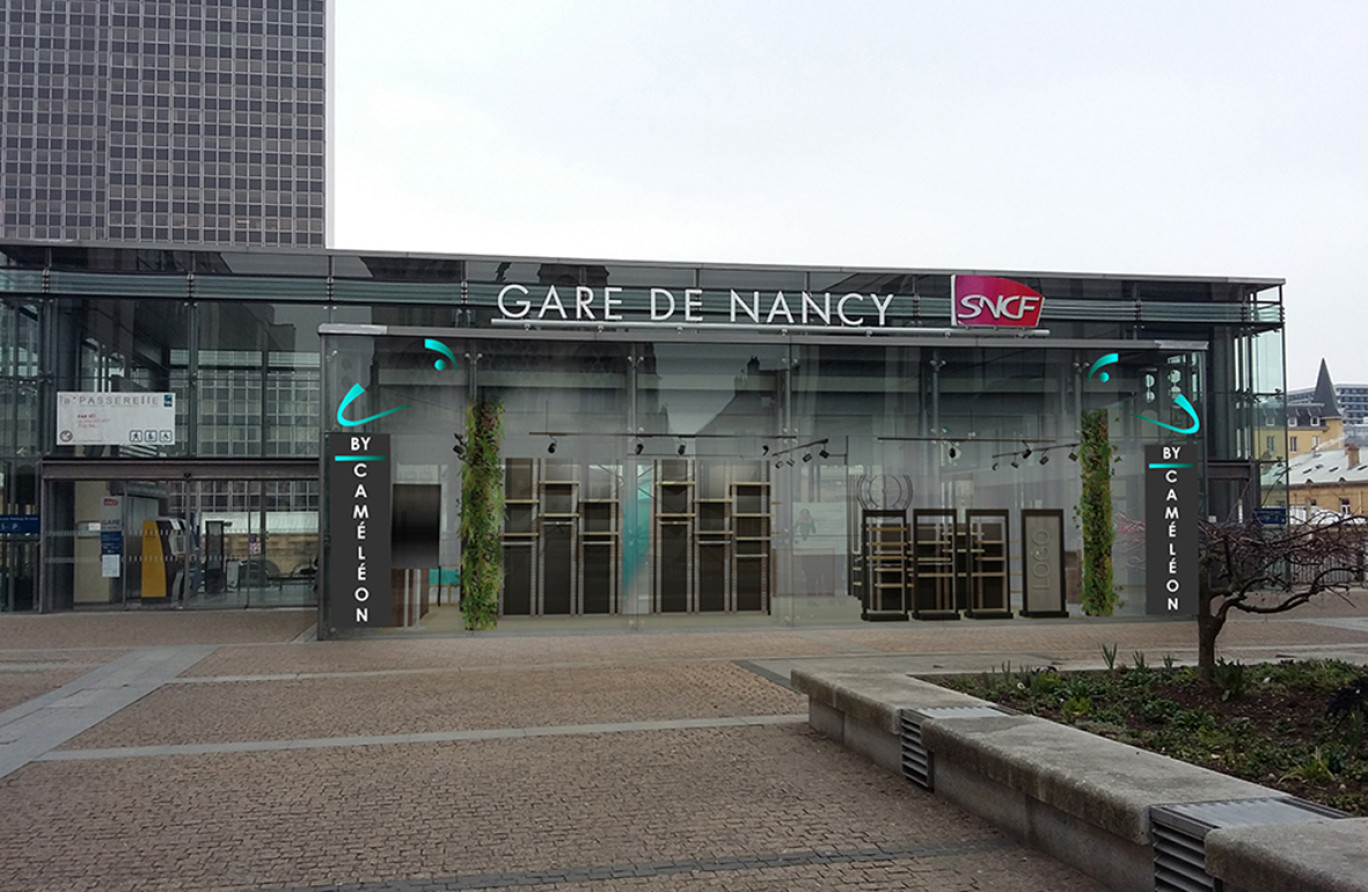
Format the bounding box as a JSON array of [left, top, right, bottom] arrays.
[[1198, 513, 1366, 682]]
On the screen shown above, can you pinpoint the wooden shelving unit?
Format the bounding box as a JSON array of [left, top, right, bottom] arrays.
[[538, 478, 579, 615], [860, 509, 909, 620], [500, 459, 538, 616], [964, 510, 1011, 618], [731, 480, 771, 613], [653, 460, 695, 613], [695, 497, 732, 612], [501, 463, 623, 617], [580, 497, 619, 614], [913, 509, 960, 620]]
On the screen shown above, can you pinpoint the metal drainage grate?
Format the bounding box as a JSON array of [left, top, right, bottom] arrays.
[[899, 705, 1014, 791], [1151, 797, 1346, 892]]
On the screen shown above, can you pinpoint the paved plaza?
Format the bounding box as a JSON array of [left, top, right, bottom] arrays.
[[2, 598, 1367, 892]]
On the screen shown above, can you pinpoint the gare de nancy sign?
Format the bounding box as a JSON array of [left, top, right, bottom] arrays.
[[492, 275, 1046, 329]]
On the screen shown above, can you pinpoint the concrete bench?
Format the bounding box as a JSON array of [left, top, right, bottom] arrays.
[[791, 664, 1360, 892]]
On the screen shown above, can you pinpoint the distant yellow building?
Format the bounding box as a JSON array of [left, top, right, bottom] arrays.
[[1282, 361, 1368, 517]]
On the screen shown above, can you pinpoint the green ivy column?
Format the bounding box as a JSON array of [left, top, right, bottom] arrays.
[[460, 399, 504, 630], [1079, 408, 1118, 615]]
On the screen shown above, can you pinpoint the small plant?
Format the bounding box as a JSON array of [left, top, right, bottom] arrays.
[[1101, 642, 1119, 672], [1213, 658, 1247, 702], [1061, 696, 1094, 721], [1030, 668, 1062, 696], [1139, 697, 1181, 724], [1282, 747, 1336, 784], [1162, 654, 1176, 671], [1132, 651, 1148, 672]]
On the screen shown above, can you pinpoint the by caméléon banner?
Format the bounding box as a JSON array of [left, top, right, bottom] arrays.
[[1145, 444, 1197, 615], [327, 432, 392, 628]]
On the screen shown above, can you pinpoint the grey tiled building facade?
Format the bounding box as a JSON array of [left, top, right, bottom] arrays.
[[1, 0, 328, 247]]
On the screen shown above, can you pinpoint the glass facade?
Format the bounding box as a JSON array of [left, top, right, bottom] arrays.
[[0, 243, 1287, 629]]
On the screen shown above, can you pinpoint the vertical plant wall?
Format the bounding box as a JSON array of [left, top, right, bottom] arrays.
[[1079, 408, 1118, 615], [460, 399, 504, 630]]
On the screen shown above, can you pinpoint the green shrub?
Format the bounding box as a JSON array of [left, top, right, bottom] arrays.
[[459, 398, 504, 631]]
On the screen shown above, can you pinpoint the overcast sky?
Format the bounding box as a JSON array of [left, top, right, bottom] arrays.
[[331, 0, 1367, 392]]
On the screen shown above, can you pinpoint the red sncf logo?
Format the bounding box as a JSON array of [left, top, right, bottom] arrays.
[[952, 275, 1045, 327]]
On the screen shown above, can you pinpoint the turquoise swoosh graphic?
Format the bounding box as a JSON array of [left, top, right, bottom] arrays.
[[336, 383, 411, 427], [1134, 392, 1200, 435]]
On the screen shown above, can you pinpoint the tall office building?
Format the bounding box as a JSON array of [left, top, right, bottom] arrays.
[[1, 0, 329, 247]]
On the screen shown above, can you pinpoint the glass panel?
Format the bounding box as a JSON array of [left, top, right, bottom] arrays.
[[57, 297, 191, 458], [198, 302, 326, 457]]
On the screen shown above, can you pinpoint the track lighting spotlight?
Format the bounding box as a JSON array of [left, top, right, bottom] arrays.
[[802, 452, 812, 462], [677, 440, 686, 456], [451, 433, 466, 458], [775, 460, 783, 468], [785, 458, 795, 467], [992, 461, 999, 471], [762, 444, 770, 455], [547, 439, 557, 454], [1021, 445, 1032, 459], [634, 440, 644, 455], [947, 444, 959, 460], [1068, 450, 1079, 462], [819, 447, 830, 459], [1039, 454, 1049, 465], [1010, 458, 1020, 469]]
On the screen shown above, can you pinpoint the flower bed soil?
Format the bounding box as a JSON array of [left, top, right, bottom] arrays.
[[929, 658, 1368, 816]]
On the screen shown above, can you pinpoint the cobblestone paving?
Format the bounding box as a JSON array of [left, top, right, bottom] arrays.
[[822, 613, 1368, 656], [7, 604, 1366, 891], [60, 662, 807, 748], [2, 726, 1102, 892], [184, 631, 841, 677], [0, 610, 314, 650], [0, 668, 89, 712]]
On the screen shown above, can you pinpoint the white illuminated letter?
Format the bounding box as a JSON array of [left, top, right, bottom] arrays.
[[497, 284, 530, 318]]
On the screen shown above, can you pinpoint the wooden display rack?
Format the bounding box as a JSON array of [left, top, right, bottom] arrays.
[[860, 509, 910, 621]]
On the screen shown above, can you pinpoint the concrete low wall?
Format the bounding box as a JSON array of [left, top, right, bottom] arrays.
[[1205, 819, 1368, 892], [791, 664, 1365, 892]]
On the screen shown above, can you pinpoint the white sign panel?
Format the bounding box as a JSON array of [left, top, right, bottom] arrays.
[[56, 392, 176, 446]]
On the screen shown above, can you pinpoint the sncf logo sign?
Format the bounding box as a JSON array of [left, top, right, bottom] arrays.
[[952, 275, 1045, 328]]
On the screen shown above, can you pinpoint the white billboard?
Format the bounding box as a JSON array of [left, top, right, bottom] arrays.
[[56, 392, 176, 446]]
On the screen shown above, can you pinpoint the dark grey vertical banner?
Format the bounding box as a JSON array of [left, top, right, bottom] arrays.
[[1146, 444, 1197, 615], [328, 433, 392, 628]]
